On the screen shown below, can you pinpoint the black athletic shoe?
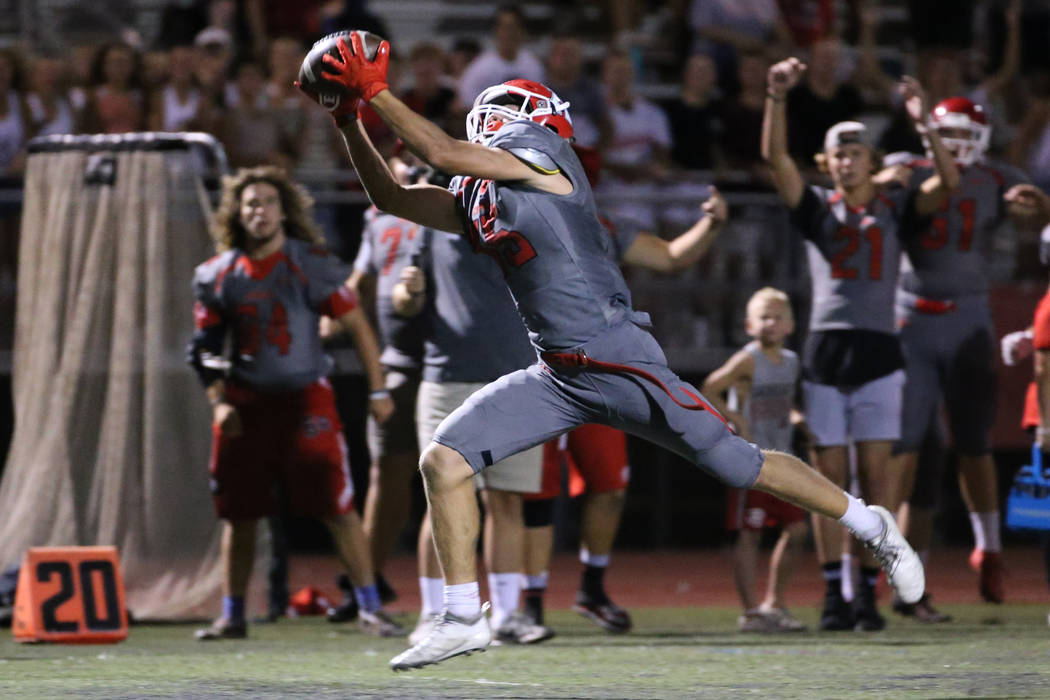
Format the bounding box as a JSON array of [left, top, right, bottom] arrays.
[[573, 591, 632, 633], [195, 617, 247, 640], [852, 589, 886, 632], [326, 574, 359, 623], [893, 593, 952, 623], [376, 572, 398, 604], [818, 593, 855, 631]]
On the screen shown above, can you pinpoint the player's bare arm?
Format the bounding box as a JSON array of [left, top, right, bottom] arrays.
[[761, 58, 806, 208], [319, 34, 571, 195], [368, 90, 573, 195], [391, 264, 425, 317], [621, 187, 728, 273], [701, 350, 756, 440], [321, 270, 374, 340], [902, 77, 960, 215], [341, 305, 395, 424], [1005, 184, 1050, 229], [338, 118, 465, 234], [206, 378, 241, 438]]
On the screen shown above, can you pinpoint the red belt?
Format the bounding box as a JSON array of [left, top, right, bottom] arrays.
[[540, 350, 726, 422], [914, 297, 957, 314]]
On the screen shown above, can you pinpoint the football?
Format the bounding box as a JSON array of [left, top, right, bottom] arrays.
[[297, 30, 385, 111]]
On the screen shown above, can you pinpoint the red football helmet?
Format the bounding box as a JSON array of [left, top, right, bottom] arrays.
[[466, 79, 574, 145], [928, 97, 990, 166]]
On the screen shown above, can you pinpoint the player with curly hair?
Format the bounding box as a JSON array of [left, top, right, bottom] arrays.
[[188, 166, 402, 640]]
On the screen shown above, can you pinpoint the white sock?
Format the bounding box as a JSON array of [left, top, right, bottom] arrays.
[[838, 493, 884, 542], [419, 576, 444, 617], [525, 572, 549, 590], [970, 511, 1001, 552], [443, 581, 481, 619], [487, 572, 522, 629], [840, 553, 854, 602], [580, 547, 611, 568]]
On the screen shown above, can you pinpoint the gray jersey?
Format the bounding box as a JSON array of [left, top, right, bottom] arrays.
[[448, 120, 641, 351], [892, 155, 1028, 299], [410, 227, 535, 383], [192, 238, 356, 392], [729, 342, 799, 452], [790, 185, 919, 334], [353, 210, 426, 369]]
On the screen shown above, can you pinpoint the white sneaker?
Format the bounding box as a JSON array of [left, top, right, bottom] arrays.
[[861, 505, 925, 604], [492, 611, 555, 645], [389, 605, 491, 671], [408, 612, 442, 646], [359, 609, 405, 637]]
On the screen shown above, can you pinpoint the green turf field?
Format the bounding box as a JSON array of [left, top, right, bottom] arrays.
[[2, 605, 1050, 699]]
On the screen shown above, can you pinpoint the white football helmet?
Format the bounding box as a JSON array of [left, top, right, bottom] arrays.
[[927, 97, 991, 166], [466, 79, 573, 146]]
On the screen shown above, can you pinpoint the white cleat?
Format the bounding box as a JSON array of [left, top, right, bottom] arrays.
[[390, 605, 491, 671], [492, 611, 555, 645], [408, 612, 442, 646], [861, 505, 925, 604]]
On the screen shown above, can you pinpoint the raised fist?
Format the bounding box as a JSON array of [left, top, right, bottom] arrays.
[[702, 186, 728, 224], [767, 58, 806, 98]]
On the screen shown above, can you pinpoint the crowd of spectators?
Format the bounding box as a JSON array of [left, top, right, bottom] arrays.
[[1, 0, 1049, 283]]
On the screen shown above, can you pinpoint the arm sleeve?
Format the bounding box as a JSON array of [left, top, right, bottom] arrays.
[[186, 261, 228, 386], [300, 247, 357, 315], [352, 228, 375, 275], [788, 186, 826, 241]]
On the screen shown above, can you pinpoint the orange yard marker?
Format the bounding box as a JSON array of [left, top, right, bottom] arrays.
[[12, 546, 128, 643]]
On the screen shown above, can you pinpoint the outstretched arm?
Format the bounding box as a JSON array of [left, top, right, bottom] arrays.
[[621, 187, 728, 273], [761, 58, 806, 208], [320, 34, 570, 194], [902, 77, 960, 215], [338, 117, 464, 233]]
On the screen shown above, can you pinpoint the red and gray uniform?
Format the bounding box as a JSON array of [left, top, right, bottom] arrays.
[[432, 120, 762, 489], [352, 210, 425, 371], [353, 210, 426, 458], [789, 184, 922, 446], [530, 215, 641, 503], [191, 238, 358, 520], [889, 155, 1028, 456], [725, 343, 805, 531]]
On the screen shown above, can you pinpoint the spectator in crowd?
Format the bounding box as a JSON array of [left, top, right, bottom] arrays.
[[719, 49, 770, 178], [1011, 74, 1050, 194], [317, 0, 391, 43], [597, 47, 672, 231], [446, 37, 481, 82], [908, 0, 976, 52], [786, 37, 864, 165], [544, 29, 612, 150], [82, 42, 147, 134], [664, 53, 723, 171], [191, 27, 235, 133], [27, 55, 78, 139], [148, 44, 201, 132], [219, 58, 295, 168], [777, 0, 834, 49], [0, 47, 29, 296], [691, 0, 792, 93], [456, 5, 544, 108], [401, 43, 458, 137]]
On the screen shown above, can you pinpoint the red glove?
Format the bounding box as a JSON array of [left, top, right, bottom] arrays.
[[294, 79, 360, 127], [322, 33, 391, 103]]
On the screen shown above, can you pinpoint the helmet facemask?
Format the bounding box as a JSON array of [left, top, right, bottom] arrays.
[[466, 80, 573, 146]]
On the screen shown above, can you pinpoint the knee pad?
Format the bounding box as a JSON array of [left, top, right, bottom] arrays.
[[523, 498, 554, 528]]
